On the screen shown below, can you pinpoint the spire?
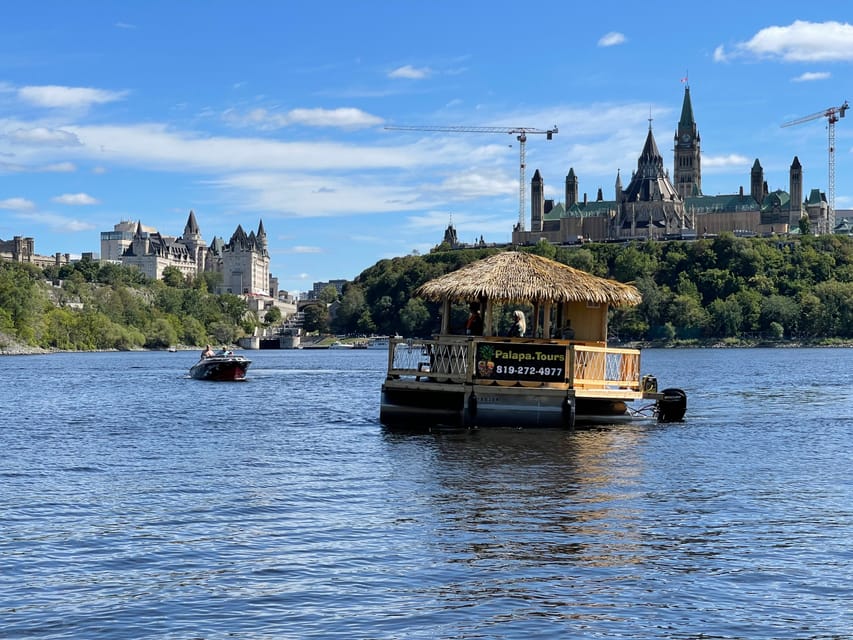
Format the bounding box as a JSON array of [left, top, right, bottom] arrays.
[[184, 210, 200, 236], [679, 85, 695, 130], [639, 126, 663, 166]]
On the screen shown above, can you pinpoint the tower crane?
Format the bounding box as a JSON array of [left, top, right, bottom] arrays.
[[384, 124, 558, 232], [781, 101, 848, 231]]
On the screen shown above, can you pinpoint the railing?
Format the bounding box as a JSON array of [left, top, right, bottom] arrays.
[[387, 337, 641, 390]]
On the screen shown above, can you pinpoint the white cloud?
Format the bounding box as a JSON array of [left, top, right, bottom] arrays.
[[59, 123, 437, 173], [52, 193, 100, 205], [41, 162, 77, 173], [114, 22, 136, 29], [289, 246, 323, 254], [792, 71, 830, 82], [18, 85, 129, 109], [388, 65, 431, 79], [713, 45, 729, 63], [719, 21, 853, 63], [6, 127, 81, 147], [17, 211, 97, 232], [223, 106, 383, 129], [598, 32, 626, 47], [0, 197, 35, 210], [702, 153, 751, 169]]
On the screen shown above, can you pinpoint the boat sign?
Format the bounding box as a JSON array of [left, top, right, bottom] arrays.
[[474, 342, 566, 383]]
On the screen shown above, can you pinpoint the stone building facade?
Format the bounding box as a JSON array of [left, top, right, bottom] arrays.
[[0, 235, 72, 269], [117, 211, 271, 295], [513, 85, 828, 245]]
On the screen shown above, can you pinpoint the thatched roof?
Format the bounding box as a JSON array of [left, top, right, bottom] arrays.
[[415, 251, 642, 307]]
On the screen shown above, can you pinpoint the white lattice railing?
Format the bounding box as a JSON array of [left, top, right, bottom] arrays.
[[386, 338, 641, 390], [572, 345, 640, 390]]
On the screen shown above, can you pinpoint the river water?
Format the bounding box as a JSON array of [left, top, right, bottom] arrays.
[[1, 347, 851, 639]]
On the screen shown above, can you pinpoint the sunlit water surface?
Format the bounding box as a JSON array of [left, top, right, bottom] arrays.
[[2, 348, 852, 639]]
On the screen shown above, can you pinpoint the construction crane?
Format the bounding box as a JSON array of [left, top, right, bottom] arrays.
[[781, 101, 849, 232], [384, 124, 558, 232]]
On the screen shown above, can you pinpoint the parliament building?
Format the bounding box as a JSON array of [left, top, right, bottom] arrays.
[[512, 86, 831, 245]]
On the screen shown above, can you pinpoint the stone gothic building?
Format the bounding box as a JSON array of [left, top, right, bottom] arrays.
[[513, 85, 829, 245], [118, 211, 271, 296]]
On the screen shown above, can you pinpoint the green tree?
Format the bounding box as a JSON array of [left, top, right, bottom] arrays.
[[162, 266, 186, 288], [333, 286, 367, 334], [707, 296, 743, 338], [264, 305, 282, 325], [318, 285, 340, 303], [145, 318, 179, 348], [399, 298, 432, 337], [301, 303, 329, 333]]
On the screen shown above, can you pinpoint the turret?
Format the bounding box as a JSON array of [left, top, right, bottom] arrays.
[[565, 167, 578, 207], [531, 169, 544, 232], [751, 159, 764, 205]]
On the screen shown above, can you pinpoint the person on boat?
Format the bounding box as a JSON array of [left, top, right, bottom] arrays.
[[465, 302, 484, 336], [507, 310, 526, 337], [218, 345, 232, 356], [201, 344, 215, 359]]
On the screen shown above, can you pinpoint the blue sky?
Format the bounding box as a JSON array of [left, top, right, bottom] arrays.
[[1, 2, 852, 296]]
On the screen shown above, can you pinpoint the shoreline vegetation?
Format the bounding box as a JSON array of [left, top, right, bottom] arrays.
[[4, 329, 853, 357], [6, 233, 853, 353]]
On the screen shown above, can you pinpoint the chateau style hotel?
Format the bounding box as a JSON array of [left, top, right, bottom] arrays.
[[100, 212, 275, 297], [511, 86, 834, 245]]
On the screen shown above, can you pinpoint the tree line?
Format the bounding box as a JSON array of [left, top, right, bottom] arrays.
[[304, 233, 853, 344], [4, 232, 853, 351], [0, 259, 259, 351]]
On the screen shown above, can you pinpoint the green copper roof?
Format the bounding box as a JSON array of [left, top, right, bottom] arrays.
[[679, 86, 694, 129]]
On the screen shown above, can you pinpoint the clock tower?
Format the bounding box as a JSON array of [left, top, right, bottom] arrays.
[[673, 85, 701, 198]]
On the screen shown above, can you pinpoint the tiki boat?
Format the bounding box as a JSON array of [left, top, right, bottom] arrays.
[[380, 251, 686, 430]]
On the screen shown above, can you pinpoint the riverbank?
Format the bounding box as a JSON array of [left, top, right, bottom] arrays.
[[0, 332, 51, 356]]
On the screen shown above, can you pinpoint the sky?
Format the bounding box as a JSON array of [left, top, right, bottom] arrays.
[[1, 2, 852, 296]]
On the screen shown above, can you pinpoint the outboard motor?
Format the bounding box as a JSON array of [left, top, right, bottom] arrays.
[[657, 388, 687, 423]]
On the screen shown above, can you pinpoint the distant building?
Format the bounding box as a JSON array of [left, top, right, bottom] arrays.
[[308, 279, 348, 299], [100, 220, 158, 262], [206, 220, 270, 296], [0, 235, 72, 269], [116, 211, 272, 295], [513, 85, 828, 245]]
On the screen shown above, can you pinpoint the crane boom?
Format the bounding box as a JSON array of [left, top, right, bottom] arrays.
[[385, 124, 558, 231], [781, 101, 848, 232]]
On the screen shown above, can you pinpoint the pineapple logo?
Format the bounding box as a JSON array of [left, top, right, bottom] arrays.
[[477, 344, 495, 378]]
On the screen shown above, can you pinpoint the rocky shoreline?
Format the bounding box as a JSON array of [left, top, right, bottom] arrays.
[[0, 332, 51, 355]]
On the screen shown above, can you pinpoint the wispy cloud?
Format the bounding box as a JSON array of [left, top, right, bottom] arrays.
[[17, 211, 97, 232], [388, 65, 431, 79], [17, 84, 129, 109], [716, 20, 853, 63], [52, 193, 100, 205], [6, 127, 82, 147], [288, 246, 323, 254], [114, 22, 136, 29], [223, 106, 383, 129], [42, 162, 77, 173], [0, 197, 35, 210], [598, 32, 626, 47], [792, 71, 831, 82], [702, 153, 751, 170]]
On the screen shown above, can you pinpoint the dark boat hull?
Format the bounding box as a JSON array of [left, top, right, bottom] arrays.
[[189, 356, 251, 381]]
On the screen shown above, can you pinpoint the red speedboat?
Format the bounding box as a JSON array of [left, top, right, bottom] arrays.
[[189, 353, 251, 381]]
